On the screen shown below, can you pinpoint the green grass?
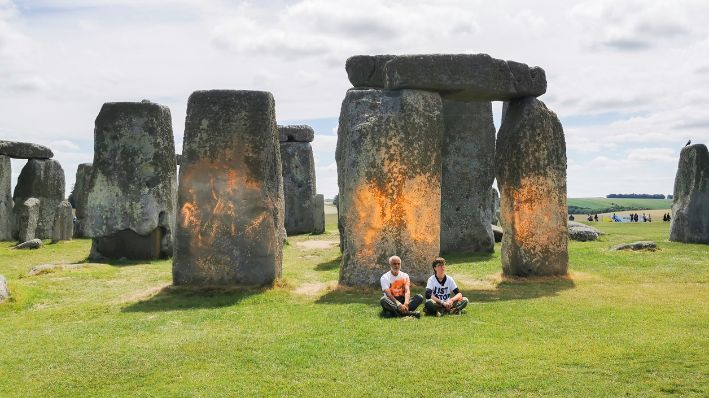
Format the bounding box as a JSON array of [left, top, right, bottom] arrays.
[[568, 197, 673, 214], [0, 214, 707, 397]]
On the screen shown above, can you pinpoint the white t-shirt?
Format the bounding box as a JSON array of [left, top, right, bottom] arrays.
[[380, 271, 410, 298], [426, 275, 459, 301]]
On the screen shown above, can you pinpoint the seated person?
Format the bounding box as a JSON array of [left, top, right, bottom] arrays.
[[424, 257, 469, 316], [380, 255, 423, 318]]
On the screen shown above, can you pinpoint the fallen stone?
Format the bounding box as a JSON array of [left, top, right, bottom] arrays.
[[337, 88, 443, 286], [173, 90, 284, 286], [14, 238, 43, 249], [384, 54, 547, 101], [27, 263, 83, 276], [495, 97, 568, 276], [280, 126, 316, 235], [345, 55, 396, 87], [72, 163, 92, 238], [0, 140, 53, 159], [15, 198, 40, 242], [12, 159, 65, 239], [440, 99, 496, 254], [278, 125, 314, 142], [0, 274, 8, 301], [568, 226, 598, 242], [612, 241, 657, 251], [491, 224, 503, 243], [568, 220, 604, 235], [312, 194, 325, 234], [669, 144, 709, 244], [86, 100, 177, 259], [52, 200, 73, 242], [0, 155, 11, 240]]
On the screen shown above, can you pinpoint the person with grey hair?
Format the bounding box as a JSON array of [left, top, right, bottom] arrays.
[[379, 255, 423, 318]]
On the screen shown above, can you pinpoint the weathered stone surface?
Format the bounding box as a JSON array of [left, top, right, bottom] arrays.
[[52, 200, 73, 242], [173, 90, 284, 286], [12, 159, 65, 239], [669, 144, 709, 244], [336, 88, 443, 286], [312, 194, 325, 234], [568, 225, 598, 242], [86, 101, 176, 259], [440, 99, 496, 253], [345, 55, 396, 87], [0, 155, 11, 240], [495, 97, 568, 276], [278, 125, 314, 143], [280, 133, 316, 235], [491, 224, 503, 243], [92, 229, 163, 260], [0, 140, 53, 159], [15, 238, 42, 249], [491, 187, 500, 225], [612, 241, 657, 251], [384, 54, 546, 101], [0, 274, 8, 301], [15, 197, 39, 242], [72, 163, 92, 238], [568, 220, 603, 235]]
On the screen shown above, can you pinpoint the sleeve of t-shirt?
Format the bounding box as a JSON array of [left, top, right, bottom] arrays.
[[449, 276, 460, 295], [425, 277, 433, 299], [380, 274, 389, 292]]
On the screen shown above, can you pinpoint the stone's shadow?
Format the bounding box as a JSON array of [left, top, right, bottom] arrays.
[[315, 287, 379, 305], [76, 256, 165, 267], [314, 256, 341, 272], [122, 285, 265, 312]]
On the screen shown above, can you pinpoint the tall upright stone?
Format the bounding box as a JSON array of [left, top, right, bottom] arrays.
[[279, 125, 317, 235], [0, 155, 11, 240], [312, 194, 325, 234], [72, 163, 93, 238], [12, 159, 65, 239], [16, 198, 39, 243], [173, 90, 284, 286], [337, 89, 443, 286], [491, 187, 500, 226], [52, 200, 73, 242], [86, 101, 176, 259], [440, 99, 496, 253], [495, 97, 568, 276], [669, 144, 709, 243]]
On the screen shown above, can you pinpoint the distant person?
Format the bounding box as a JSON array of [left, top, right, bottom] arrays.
[[569, 214, 575, 221], [380, 255, 422, 318], [662, 213, 667, 222], [424, 257, 468, 316], [594, 214, 599, 222], [667, 213, 671, 222], [587, 215, 593, 222], [648, 215, 652, 222], [642, 213, 647, 222], [634, 213, 639, 222]]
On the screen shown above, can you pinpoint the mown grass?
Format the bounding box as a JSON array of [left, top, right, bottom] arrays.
[[568, 197, 673, 214], [0, 213, 707, 397]]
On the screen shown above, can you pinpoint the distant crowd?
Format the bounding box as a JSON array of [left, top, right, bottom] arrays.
[[567, 212, 672, 223]]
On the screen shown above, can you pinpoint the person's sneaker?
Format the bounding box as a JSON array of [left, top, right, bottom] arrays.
[[435, 311, 442, 317], [403, 311, 421, 319], [449, 307, 461, 315]]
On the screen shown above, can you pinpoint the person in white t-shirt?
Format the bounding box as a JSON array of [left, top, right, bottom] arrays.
[[379, 255, 423, 318], [424, 257, 468, 316]]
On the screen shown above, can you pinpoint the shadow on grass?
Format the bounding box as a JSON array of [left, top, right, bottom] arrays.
[[314, 256, 341, 272], [75, 255, 166, 267], [122, 285, 266, 312]]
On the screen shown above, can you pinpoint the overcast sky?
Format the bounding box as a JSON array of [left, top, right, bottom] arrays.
[[1, 0, 708, 199]]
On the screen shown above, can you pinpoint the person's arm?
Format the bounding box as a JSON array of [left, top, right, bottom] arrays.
[[381, 277, 401, 310], [402, 278, 411, 311]]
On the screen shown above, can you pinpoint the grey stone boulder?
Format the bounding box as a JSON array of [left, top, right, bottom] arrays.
[[0, 155, 11, 240], [440, 99, 496, 254], [52, 200, 73, 242], [0, 274, 8, 301], [173, 90, 284, 286], [345, 55, 396, 87], [612, 241, 657, 251], [86, 100, 177, 259], [312, 194, 325, 234], [14, 238, 43, 249], [72, 163, 92, 238], [15, 197, 40, 242], [0, 140, 53, 159], [568, 225, 598, 242], [491, 224, 503, 243], [336, 88, 443, 286], [495, 97, 568, 276], [28, 263, 83, 276], [12, 159, 65, 239], [279, 126, 316, 235], [278, 125, 314, 143], [669, 144, 709, 244], [384, 54, 546, 101]]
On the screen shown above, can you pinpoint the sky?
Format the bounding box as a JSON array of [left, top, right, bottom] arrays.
[[1, 0, 708, 199]]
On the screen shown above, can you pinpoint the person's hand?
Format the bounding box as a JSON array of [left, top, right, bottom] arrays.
[[444, 300, 452, 310], [400, 303, 409, 312]]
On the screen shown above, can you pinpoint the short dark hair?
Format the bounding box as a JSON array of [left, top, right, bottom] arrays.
[[431, 257, 446, 268]]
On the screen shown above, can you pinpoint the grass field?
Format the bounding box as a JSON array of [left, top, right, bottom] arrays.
[[0, 209, 707, 396], [568, 197, 673, 214]]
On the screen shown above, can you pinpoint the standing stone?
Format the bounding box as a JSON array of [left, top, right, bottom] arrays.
[[173, 90, 284, 286], [72, 163, 93, 238], [86, 101, 177, 260], [16, 198, 40, 242], [312, 194, 325, 234], [0, 274, 8, 301], [495, 97, 568, 276], [52, 200, 73, 242], [12, 159, 65, 239], [0, 155, 11, 240], [0, 140, 53, 159], [669, 144, 709, 243], [279, 125, 317, 235], [491, 187, 500, 225], [336, 89, 443, 286], [440, 99, 496, 253]]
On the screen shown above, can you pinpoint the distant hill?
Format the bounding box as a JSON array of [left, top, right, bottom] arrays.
[[568, 197, 672, 214]]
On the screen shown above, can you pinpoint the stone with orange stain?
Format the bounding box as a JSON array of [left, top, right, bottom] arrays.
[[337, 88, 443, 286], [495, 97, 568, 276], [173, 90, 284, 286]]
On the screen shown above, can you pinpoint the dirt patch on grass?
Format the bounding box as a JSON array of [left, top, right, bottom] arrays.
[[296, 240, 337, 250], [116, 282, 171, 304], [294, 282, 336, 296]]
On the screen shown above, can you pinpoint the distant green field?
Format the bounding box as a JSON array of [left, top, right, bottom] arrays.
[[568, 197, 672, 214]]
